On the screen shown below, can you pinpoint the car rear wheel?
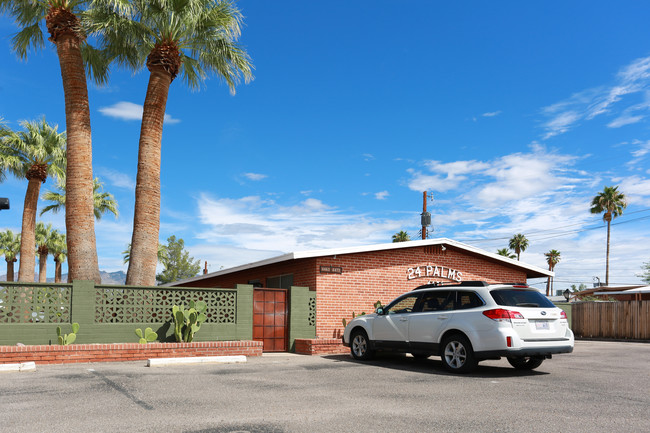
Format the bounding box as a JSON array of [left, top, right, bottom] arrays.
[[350, 330, 374, 360], [441, 334, 478, 373], [507, 356, 544, 370]]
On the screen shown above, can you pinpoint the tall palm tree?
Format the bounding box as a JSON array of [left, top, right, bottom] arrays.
[[0, 119, 66, 282], [508, 233, 529, 261], [392, 231, 411, 243], [496, 248, 516, 260], [1, 0, 109, 283], [122, 242, 167, 265], [0, 230, 21, 281], [544, 249, 561, 296], [590, 186, 627, 286], [86, 0, 253, 285], [41, 176, 119, 220], [48, 230, 67, 283], [35, 222, 56, 282]]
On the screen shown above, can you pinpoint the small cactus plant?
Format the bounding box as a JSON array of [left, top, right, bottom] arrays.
[[135, 327, 158, 344], [56, 322, 79, 345], [172, 300, 208, 342]]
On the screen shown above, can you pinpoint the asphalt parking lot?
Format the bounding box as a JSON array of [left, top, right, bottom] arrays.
[[1, 340, 648, 433]]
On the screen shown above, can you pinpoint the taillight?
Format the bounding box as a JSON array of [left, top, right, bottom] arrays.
[[482, 309, 524, 322], [560, 311, 567, 320]]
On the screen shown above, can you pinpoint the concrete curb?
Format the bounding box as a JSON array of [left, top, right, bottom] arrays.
[[0, 361, 36, 373], [147, 355, 247, 367]]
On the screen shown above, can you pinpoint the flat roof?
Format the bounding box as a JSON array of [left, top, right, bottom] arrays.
[[168, 238, 553, 286]]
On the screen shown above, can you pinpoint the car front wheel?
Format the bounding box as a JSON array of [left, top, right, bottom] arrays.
[[350, 330, 374, 360], [441, 334, 478, 373], [507, 356, 544, 370]]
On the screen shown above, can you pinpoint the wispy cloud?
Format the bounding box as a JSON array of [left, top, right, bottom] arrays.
[[243, 172, 268, 181], [95, 167, 135, 190], [541, 56, 650, 138], [375, 191, 389, 200], [482, 110, 502, 117], [98, 101, 180, 125]]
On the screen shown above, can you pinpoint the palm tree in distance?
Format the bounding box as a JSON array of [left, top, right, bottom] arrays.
[[508, 233, 529, 261], [392, 231, 411, 243], [41, 176, 119, 220], [544, 249, 561, 296], [85, 0, 254, 285], [590, 186, 627, 286], [48, 230, 67, 283], [122, 243, 167, 265], [0, 119, 66, 282], [0, 0, 110, 284], [496, 248, 516, 260], [0, 230, 21, 281], [35, 222, 57, 282]]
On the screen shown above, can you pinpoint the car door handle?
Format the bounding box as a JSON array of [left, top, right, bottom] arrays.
[[438, 315, 449, 320], [399, 317, 408, 322]]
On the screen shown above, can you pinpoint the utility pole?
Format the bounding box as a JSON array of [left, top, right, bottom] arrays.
[[421, 191, 432, 240]]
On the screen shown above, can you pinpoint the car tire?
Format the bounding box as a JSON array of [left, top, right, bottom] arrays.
[[350, 330, 374, 360], [507, 356, 544, 370], [441, 334, 478, 373]]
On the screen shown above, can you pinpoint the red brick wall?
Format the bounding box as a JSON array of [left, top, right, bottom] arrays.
[[313, 246, 526, 339], [0, 341, 263, 365]]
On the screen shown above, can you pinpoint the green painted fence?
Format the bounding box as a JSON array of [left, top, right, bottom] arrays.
[[0, 281, 316, 349]]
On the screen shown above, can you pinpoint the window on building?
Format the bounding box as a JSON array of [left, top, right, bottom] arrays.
[[266, 274, 294, 289]]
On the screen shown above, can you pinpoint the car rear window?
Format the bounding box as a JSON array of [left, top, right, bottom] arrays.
[[489, 289, 555, 308]]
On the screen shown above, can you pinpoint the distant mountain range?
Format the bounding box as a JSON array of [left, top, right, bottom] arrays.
[[0, 270, 127, 285]]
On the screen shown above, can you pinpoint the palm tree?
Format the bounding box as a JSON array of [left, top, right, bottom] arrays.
[[496, 248, 516, 260], [508, 233, 529, 261], [122, 243, 167, 265], [544, 249, 561, 296], [85, 0, 253, 285], [0, 230, 21, 281], [35, 222, 56, 282], [0, 119, 66, 282], [1, 0, 109, 284], [48, 230, 67, 283], [41, 176, 119, 220], [392, 231, 411, 243], [590, 186, 627, 286]]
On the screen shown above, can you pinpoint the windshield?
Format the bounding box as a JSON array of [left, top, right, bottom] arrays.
[[489, 289, 555, 308]]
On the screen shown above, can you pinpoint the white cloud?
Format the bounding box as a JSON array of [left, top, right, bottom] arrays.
[[375, 191, 389, 200], [243, 172, 268, 181], [98, 101, 180, 125], [95, 167, 135, 190], [541, 55, 650, 138], [482, 110, 502, 117]]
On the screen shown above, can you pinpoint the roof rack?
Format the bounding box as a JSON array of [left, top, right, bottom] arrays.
[[412, 281, 489, 290]]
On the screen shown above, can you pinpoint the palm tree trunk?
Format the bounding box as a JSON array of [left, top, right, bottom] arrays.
[[54, 258, 62, 283], [6, 259, 15, 282], [54, 33, 101, 284], [38, 252, 48, 283], [605, 218, 611, 286], [126, 67, 172, 286], [17, 178, 40, 282]]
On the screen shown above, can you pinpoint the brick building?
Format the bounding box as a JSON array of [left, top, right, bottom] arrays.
[[170, 238, 552, 354]]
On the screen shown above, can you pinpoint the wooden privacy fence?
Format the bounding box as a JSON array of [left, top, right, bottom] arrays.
[[572, 301, 650, 340]]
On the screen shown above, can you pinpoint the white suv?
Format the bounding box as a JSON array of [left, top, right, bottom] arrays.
[[342, 282, 574, 373]]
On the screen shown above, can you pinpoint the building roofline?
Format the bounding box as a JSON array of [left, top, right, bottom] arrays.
[[166, 238, 553, 286]]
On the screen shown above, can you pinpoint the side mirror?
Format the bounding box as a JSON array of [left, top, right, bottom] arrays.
[[375, 307, 384, 315]]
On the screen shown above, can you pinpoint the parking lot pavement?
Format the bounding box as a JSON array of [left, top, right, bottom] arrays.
[[1, 340, 648, 433]]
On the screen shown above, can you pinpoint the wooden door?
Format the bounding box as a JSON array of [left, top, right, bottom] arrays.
[[253, 289, 288, 352]]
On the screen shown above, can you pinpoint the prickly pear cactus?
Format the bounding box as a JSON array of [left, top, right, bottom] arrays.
[[135, 327, 158, 344], [172, 300, 209, 342], [56, 323, 79, 345]]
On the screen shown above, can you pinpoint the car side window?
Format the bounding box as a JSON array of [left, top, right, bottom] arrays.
[[456, 291, 484, 310], [385, 295, 419, 314], [419, 291, 454, 312]]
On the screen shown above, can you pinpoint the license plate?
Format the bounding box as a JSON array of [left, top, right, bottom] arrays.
[[535, 321, 549, 330]]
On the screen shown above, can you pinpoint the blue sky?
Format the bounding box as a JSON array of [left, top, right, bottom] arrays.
[[1, 1, 649, 290]]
